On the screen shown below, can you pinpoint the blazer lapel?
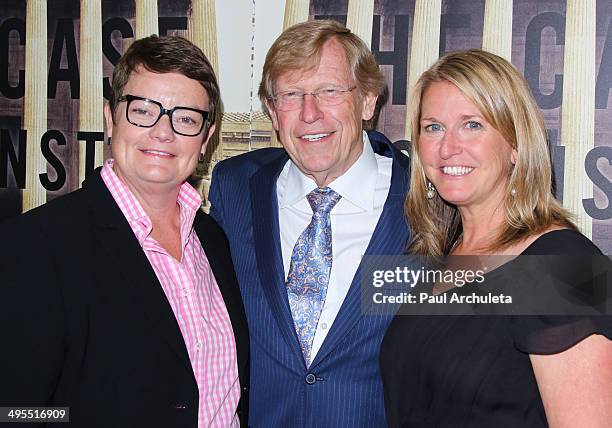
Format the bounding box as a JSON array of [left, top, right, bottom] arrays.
[[84, 171, 193, 374], [311, 137, 410, 367], [249, 155, 304, 362], [194, 213, 250, 382]]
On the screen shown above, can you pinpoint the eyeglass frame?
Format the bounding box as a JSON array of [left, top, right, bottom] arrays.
[[269, 86, 358, 111], [117, 94, 210, 137]]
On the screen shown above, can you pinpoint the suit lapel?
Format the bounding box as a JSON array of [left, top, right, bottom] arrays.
[[84, 171, 193, 374], [311, 136, 410, 367], [250, 155, 305, 362], [194, 213, 250, 382]]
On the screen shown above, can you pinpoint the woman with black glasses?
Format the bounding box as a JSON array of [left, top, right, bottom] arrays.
[[0, 35, 249, 428]]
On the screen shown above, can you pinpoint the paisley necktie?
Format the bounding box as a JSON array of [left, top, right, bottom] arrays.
[[286, 187, 341, 367]]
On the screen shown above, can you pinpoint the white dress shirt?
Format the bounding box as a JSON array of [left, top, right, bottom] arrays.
[[277, 131, 392, 361]]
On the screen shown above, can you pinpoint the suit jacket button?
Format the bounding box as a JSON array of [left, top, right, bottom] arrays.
[[173, 403, 188, 409], [305, 373, 316, 385]]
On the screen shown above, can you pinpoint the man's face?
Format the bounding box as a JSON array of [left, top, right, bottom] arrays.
[[267, 38, 378, 187], [104, 68, 215, 196]]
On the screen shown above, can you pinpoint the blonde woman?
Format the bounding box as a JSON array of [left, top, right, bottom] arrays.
[[380, 50, 612, 427]]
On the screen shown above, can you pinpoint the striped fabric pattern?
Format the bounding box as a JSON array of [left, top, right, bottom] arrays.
[[101, 159, 239, 427], [208, 131, 412, 426]]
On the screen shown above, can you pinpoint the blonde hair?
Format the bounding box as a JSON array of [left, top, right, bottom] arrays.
[[258, 19, 387, 129], [406, 49, 575, 256]]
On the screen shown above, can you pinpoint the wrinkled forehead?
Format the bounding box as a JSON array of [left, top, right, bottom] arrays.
[[274, 64, 319, 88], [273, 71, 355, 96], [272, 47, 354, 91]]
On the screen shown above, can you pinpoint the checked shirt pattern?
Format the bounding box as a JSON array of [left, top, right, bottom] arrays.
[[286, 187, 342, 367]]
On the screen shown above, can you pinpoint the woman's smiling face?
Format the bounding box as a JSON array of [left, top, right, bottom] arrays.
[[418, 80, 517, 211]]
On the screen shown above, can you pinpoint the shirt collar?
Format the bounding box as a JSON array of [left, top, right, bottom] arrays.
[[279, 131, 378, 211], [101, 159, 202, 246]]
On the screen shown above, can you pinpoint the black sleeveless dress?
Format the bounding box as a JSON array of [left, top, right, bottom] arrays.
[[380, 230, 612, 427]]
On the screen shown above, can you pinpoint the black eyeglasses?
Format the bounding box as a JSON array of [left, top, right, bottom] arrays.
[[117, 95, 210, 137]]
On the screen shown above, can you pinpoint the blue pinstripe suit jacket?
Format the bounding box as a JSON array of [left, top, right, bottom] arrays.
[[209, 131, 412, 427]]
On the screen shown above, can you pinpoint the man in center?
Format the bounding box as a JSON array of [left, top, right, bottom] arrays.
[[209, 20, 411, 426]]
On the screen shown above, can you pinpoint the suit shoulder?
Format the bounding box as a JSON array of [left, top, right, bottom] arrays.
[[0, 188, 88, 232], [194, 211, 232, 255], [195, 210, 225, 236], [0, 189, 89, 258]]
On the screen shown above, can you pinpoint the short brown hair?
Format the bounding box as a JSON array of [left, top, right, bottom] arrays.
[[109, 35, 220, 129], [405, 49, 575, 255], [258, 19, 387, 129]]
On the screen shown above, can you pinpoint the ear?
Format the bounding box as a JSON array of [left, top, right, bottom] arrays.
[[361, 91, 378, 121], [511, 148, 518, 165], [103, 103, 114, 136], [265, 99, 280, 131], [201, 123, 216, 153]]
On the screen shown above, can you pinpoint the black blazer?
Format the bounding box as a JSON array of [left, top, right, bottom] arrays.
[[0, 169, 249, 427]]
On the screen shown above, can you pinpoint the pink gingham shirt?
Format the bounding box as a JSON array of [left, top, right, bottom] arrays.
[[101, 160, 240, 427]]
